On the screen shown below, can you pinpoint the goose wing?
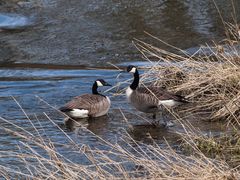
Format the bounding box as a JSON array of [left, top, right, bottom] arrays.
[[137, 86, 186, 102]]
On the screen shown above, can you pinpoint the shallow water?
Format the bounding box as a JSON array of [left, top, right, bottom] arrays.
[[0, 67, 227, 171]]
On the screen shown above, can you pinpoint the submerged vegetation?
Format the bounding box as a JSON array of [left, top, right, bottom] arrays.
[[0, 15, 240, 180]]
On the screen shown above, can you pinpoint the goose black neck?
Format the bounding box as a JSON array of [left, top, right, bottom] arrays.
[[92, 82, 105, 97], [130, 70, 139, 90], [92, 82, 99, 95]]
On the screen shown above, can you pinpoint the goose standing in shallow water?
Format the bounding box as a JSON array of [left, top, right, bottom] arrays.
[[60, 79, 111, 119], [125, 65, 188, 126]]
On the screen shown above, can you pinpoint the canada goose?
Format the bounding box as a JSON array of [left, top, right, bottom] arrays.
[[60, 79, 111, 119], [125, 65, 188, 125]]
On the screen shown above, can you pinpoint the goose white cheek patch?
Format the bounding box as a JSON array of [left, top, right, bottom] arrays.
[[96, 81, 103, 87], [130, 67, 136, 73]]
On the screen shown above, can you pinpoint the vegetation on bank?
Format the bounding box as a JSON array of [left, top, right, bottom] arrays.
[[135, 22, 240, 174], [0, 23, 239, 179], [136, 23, 239, 123]]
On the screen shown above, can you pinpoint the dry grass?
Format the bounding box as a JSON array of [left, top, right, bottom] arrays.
[[0, 112, 240, 180], [0, 95, 239, 179], [134, 23, 240, 123]]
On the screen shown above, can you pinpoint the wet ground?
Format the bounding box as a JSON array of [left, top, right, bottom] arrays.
[[0, 0, 238, 175]]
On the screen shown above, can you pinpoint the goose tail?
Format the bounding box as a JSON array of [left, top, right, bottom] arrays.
[[59, 107, 73, 112], [176, 95, 189, 104]]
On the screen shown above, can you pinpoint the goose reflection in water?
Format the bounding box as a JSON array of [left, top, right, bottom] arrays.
[[64, 115, 110, 135], [128, 124, 181, 144]]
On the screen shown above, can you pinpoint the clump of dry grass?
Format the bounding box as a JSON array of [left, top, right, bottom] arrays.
[[135, 24, 240, 123]]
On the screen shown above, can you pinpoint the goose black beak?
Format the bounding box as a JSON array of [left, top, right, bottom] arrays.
[[119, 70, 126, 73], [105, 83, 112, 86]]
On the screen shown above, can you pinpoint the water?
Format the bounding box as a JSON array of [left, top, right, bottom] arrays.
[[0, 0, 237, 176], [0, 0, 239, 65]]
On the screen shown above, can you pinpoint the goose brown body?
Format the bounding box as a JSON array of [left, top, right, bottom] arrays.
[[127, 86, 186, 113], [61, 94, 111, 118]]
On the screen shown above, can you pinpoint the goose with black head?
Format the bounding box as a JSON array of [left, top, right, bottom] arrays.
[[125, 65, 188, 126], [60, 79, 111, 119]]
